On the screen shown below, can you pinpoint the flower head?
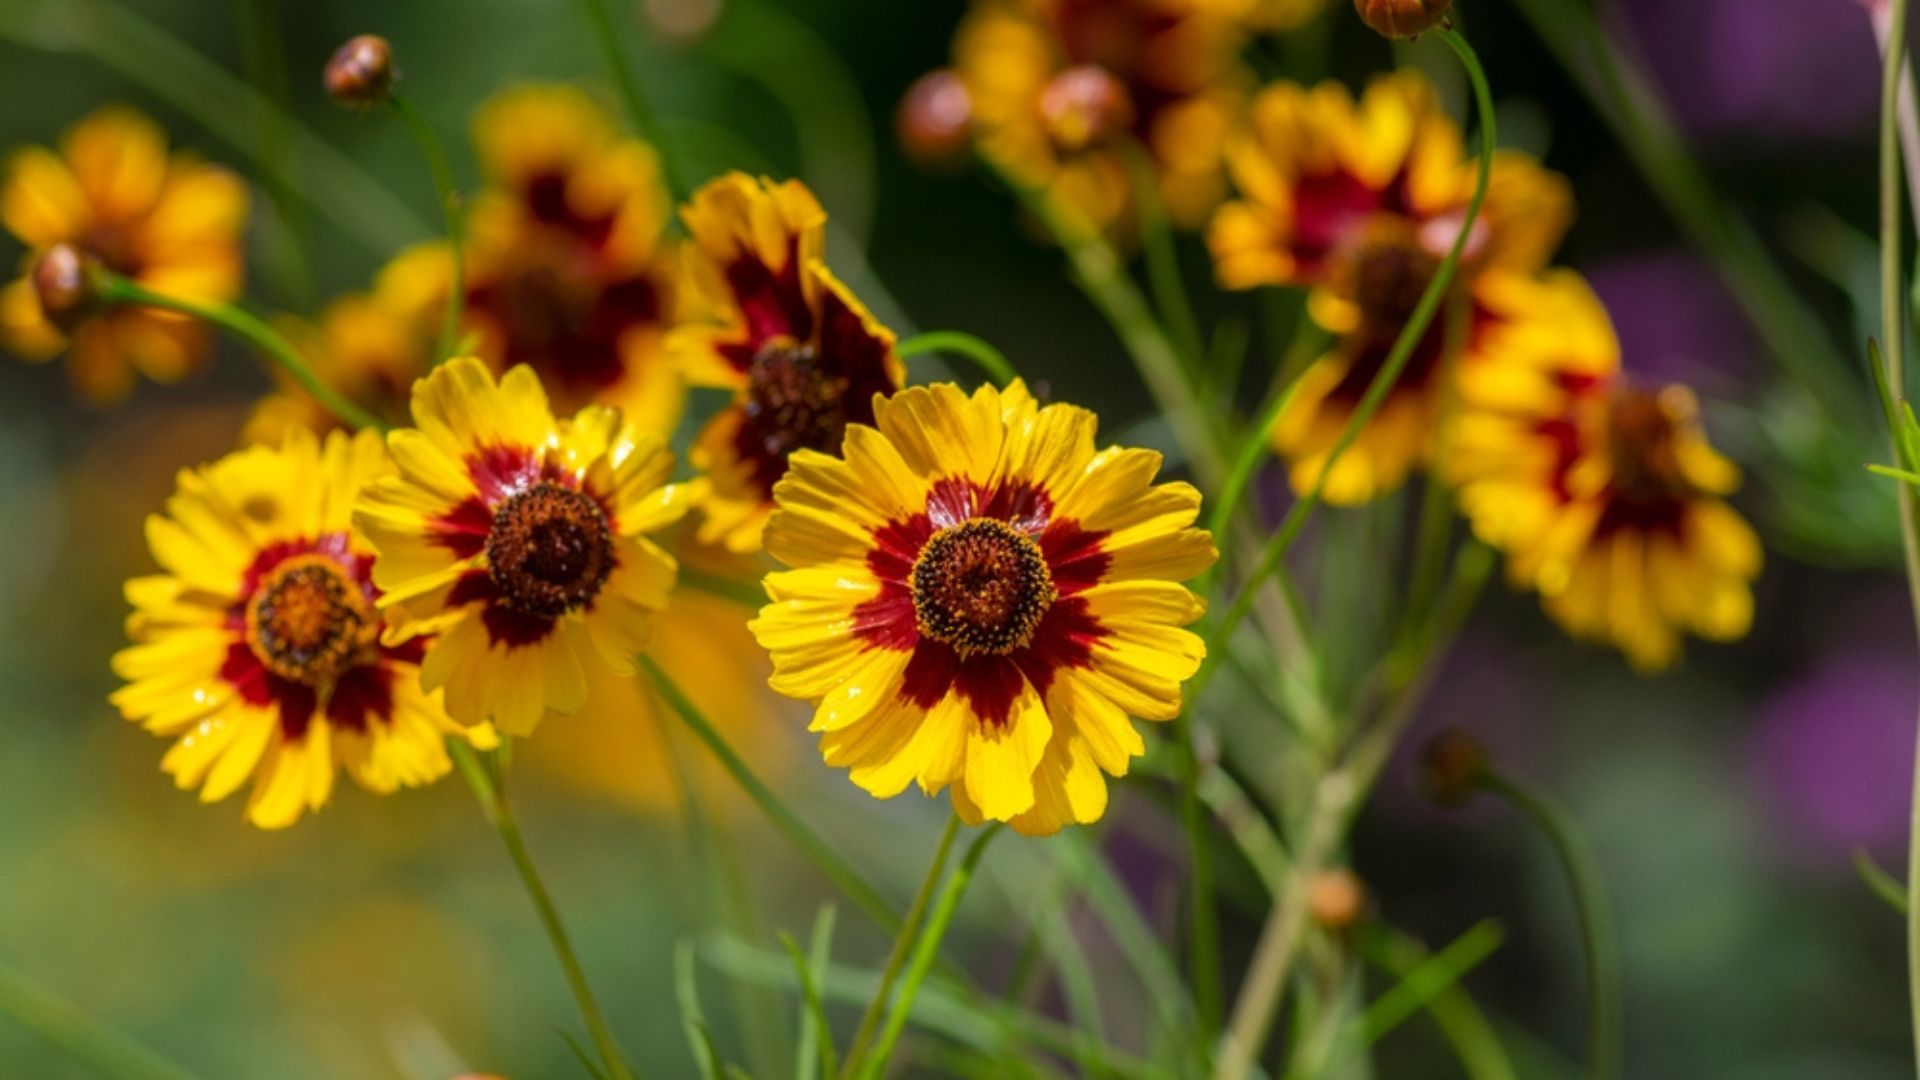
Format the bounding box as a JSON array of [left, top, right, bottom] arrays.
[[670, 174, 905, 552], [1449, 272, 1761, 671], [949, 0, 1249, 234], [111, 429, 477, 828], [380, 86, 683, 437], [354, 358, 688, 735], [751, 380, 1215, 836], [897, 70, 976, 167], [1, 107, 247, 400], [1209, 71, 1572, 503]]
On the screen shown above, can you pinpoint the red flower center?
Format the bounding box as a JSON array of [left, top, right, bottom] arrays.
[[744, 337, 851, 462], [486, 482, 615, 617], [1338, 217, 1443, 341], [1604, 387, 1690, 507], [910, 518, 1058, 657], [245, 554, 376, 685]]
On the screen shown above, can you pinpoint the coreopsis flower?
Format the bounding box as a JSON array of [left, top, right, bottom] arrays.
[[0, 107, 246, 401], [1209, 71, 1573, 503], [110, 429, 476, 828], [243, 293, 428, 445], [751, 380, 1216, 836], [948, 0, 1249, 234], [1449, 272, 1761, 671], [380, 85, 683, 437], [669, 174, 905, 552], [354, 358, 688, 736]]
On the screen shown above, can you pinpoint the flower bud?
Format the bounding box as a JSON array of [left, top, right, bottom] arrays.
[[1308, 869, 1368, 930], [1354, 0, 1453, 39], [1417, 728, 1487, 806], [31, 244, 100, 334], [1039, 65, 1134, 152], [325, 35, 396, 109], [897, 70, 974, 167]]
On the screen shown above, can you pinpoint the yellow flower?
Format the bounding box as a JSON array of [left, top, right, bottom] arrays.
[[110, 429, 475, 828], [751, 380, 1216, 836], [1208, 70, 1573, 504], [952, 0, 1248, 234], [1449, 271, 1762, 671], [378, 85, 683, 438], [243, 293, 429, 445], [354, 358, 688, 736], [0, 106, 247, 401], [669, 174, 905, 553]]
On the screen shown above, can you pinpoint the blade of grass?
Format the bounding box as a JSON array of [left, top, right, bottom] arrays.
[[0, 964, 195, 1080], [782, 906, 841, 1080]]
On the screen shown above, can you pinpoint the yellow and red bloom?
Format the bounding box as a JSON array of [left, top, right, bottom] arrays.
[[0, 107, 247, 401], [670, 174, 905, 552], [110, 429, 475, 828], [950, 0, 1249, 234], [380, 86, 683, 437], [243, 293, 429, 445], [354, 358, 688, 736], [1209, 71, 1573, 503], [751, 380, 1215, 835], [1449, 272, 1762, 671]]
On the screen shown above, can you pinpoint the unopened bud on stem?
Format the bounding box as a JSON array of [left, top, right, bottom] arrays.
[[1354, 0, 1453, 39], [31, 244, 101, 333], [325, 35, 396, 109], [1418, 728, 1488, 806], [1039, 65, 1134, 151], [897, 70, 975, 167]]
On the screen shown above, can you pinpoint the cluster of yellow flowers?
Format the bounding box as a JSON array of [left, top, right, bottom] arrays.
[[914, 2, 1761, 672], [1, 91, 1214, 833]]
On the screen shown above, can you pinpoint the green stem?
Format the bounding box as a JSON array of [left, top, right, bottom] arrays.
[[898, 331, 1020, 387], [1200, 371, 1307, 589], [1357, 925, 1518, 1080], [1481, 770, 1619, 1080], [1122, 142, 1206, 372], [1171, 709, 1222, 1041], [390, 94, 466, 365], [450, 743, 638, 1080], [95, 274, 386, 432], [639, 656, 903, 935], [857, 825, 1003, 1080], [1876, 0, 1920, 1066], [577, 0, 684, 198], [1197, 26, 1495, 686], [841, 815, 962, 1077], [0, 963, 194, 1080]]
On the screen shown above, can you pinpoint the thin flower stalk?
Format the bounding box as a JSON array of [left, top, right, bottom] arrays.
[[897, 330, 1019, 387], [92, 272, 386, 432], [1480, 769, 1620, 1080], [389, 94, 466, 363], [841, 815, 963, 1076], [1873, 0, 1920, 1061], [856, 825, 1004, 1080], [450, 742, 640, 1080]]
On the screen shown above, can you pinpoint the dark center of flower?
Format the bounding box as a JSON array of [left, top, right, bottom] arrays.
[[1343, 219, 1443, 338], [1604, 387, 1688, 506], [744, 338, 851, 462], [910, 518, 1057, 657], [245, 555, 375, 685], [485, 482, 616, 618]]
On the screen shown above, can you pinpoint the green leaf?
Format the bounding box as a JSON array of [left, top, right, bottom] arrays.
[[677, 940, 728, 1080], [1853, 848, 1908, 914], [780, 904, 839, 1080], [560, 1030, 615, 1080]]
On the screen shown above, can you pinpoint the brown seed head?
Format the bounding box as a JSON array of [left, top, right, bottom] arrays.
[[31, 244, 100, 334], [897, 70, 975, 167], [1039, 65, 1135, 152], [1418, 728, 1487, 806], [1308, 869, 1368, 930], [1354, 0, 1454, 38], [325, 35, 396, 109]]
